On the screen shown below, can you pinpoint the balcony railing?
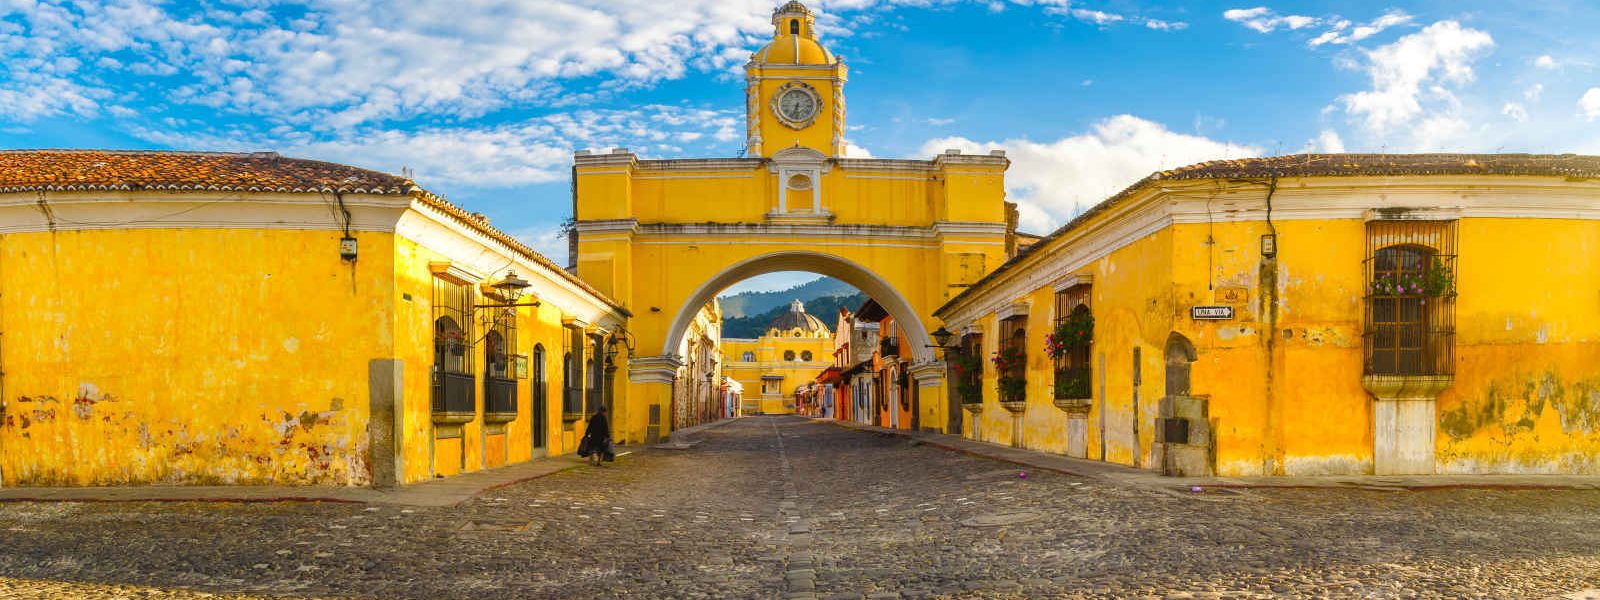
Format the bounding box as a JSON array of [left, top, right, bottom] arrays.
[[879, 336, 898, 357], [484, 376, 517, 419], [432, 371, 475, 416]]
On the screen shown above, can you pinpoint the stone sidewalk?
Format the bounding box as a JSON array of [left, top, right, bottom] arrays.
[[0, 417, 745, 508], [830, 418, 1600, 491]]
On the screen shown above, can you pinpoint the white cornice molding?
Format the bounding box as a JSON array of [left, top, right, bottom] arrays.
[[908, 360, 946, 386], [636, 158, 764, 172], [1053, 273, 1093, 292], [630, 221, 1006, 244], [629, 355, 684, 384], [835, 158, 937, 173], [0, 190, 408, 234], [574, 218, 639, 235], [932, 221, 1010, 237], [573, 152, 638, 169], [996, 300, 1030, 322]]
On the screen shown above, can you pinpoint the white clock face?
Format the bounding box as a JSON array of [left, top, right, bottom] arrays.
[[777, 89, 818, 123]]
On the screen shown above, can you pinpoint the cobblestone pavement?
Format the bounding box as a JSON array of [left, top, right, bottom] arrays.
[[2, 416, 1599, 599]]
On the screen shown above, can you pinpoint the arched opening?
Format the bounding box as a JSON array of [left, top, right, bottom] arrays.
[[658, 252, 938, 424], [663, 251, 935, 363], [1164, 332, 1197, 397], [531, 344, 547, 450], [432, 316, 473, 414]]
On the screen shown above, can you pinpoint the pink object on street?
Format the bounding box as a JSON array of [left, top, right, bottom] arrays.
[[1018, 471, 1027, 479]]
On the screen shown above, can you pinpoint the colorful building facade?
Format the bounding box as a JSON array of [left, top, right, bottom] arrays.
[[0, 150, 627, 486], [936, 154, 1600, 477], [722, 300, 835, 414]]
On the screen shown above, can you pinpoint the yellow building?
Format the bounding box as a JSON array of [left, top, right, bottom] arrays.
[[0, 150, 627, 486], [573, 1, 1013, 444], [935, 154, 1600, 477], [722, 300, 836, 414]]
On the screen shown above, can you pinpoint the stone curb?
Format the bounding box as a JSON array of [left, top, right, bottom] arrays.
[[826, 419, 1600, 492]]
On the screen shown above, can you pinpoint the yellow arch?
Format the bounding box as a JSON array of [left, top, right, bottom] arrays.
[[661, 250, 936, 363]]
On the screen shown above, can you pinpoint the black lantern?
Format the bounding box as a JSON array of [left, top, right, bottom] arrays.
[[930, 326, 954, 349]]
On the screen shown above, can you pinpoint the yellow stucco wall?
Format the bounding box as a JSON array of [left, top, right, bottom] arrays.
[[947, 180, 1600, 476], [0, 228, 391, 485], [392, 236, 594, 484], [722, 335, 834, 414]]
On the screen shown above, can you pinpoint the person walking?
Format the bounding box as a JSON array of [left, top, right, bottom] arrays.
[[578, 404, 614, 466]]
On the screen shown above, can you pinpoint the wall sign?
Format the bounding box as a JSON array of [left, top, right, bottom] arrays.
[[1190, 305, 1235, 320]]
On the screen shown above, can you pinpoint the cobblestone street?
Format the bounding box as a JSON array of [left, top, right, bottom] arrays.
[[2, 416, 1599, 599]]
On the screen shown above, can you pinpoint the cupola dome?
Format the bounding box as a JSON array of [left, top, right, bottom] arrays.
[[753, 2, 836, 65], [766, 299, 832, 338]]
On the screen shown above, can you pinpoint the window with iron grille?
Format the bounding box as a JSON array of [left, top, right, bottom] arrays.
[[483, 306, 517, 418], [1053, 285, 1093, 399], [432, 277, 475, 415], [562, 326, 583, 419], [1363, 219, 1457, 376], [531, 344, 547, 448], [586, 333, 604, 415], [997, 316, 1027, 402]]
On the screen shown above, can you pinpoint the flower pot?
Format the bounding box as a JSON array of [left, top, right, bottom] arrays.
[[1000, 400, 1027, 413], [961, 401, 984, 413]]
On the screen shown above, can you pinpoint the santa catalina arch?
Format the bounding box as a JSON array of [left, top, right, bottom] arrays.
[[573, 1, 1017, 443]]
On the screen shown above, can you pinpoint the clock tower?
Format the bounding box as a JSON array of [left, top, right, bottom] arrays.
[[746, 2, 848, 158]]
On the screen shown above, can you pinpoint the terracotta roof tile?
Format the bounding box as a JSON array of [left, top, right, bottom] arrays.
[[3, 150, 624, 314], [937, 153, 1600, 317], [0, 149, 409, 194]]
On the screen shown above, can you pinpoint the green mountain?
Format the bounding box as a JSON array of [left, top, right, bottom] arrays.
[[717, 276, 859, 318], [721, 292, 868, 339]]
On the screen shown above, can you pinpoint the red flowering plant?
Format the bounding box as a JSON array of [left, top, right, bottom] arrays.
[[1045, 311, 1094, 360], [948, 351, 984, 404], [992, 345, 1027, 402]]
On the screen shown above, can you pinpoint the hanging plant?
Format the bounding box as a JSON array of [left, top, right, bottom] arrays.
[[1370, 258, 1455, 298], [948, 351, 984, 404], [993, 345, 1027, 402], [1045, 311, 1094, 359]]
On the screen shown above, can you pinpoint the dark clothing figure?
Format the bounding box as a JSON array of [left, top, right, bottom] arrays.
[[579, 406, 614, 465]]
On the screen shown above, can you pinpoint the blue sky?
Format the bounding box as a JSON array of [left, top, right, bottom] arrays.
[[4, 0, 1598, 293]]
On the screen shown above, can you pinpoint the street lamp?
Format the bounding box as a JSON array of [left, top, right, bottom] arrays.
[[605, 328, 635, 369], [475, 270, 540, 309]]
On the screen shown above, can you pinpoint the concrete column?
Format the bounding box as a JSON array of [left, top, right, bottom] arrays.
[[367, 359, 403, 488]]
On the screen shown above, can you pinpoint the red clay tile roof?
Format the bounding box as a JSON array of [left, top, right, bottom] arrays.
[[0, 149, 410, 194], [937, 153, 1600, 317], [2, 150, 624, 313]]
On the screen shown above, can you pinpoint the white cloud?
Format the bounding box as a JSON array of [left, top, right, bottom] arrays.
[[1535, 54, 1558, 69], [1525, 84, 1544, 102], [1143, 19, 1188, 31], [1502, 102, 1528, 122], [1338, 21, 1494, 134], [924, 117, 956, 126], [1068, 9, 1124, 26], [131, 105, 742, 187], [921, 115, 1259, 232], [1581, 89, 1600, 121], [842, 140, 874, 158], [1224, 7, 1318, 34], [1308, 129, 1345, 153]]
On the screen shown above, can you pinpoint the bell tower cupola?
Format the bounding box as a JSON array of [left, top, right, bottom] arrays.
[[746, 1, 848, 158]]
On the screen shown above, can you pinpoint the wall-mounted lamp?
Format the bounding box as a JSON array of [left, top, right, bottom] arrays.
[[605, 328, 636, 368], [474, 270, 540, 309]]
